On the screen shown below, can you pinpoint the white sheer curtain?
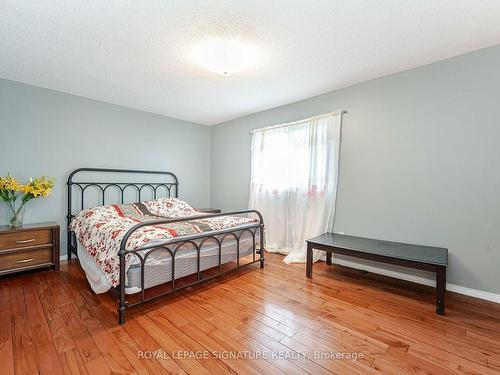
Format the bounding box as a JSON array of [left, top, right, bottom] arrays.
[[249, 112, 342, 263]]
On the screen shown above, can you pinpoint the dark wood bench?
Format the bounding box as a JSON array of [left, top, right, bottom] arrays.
[[306, 233, 448, 315]]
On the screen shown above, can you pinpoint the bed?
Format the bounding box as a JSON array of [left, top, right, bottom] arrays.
[[67, 168, 265, 324]]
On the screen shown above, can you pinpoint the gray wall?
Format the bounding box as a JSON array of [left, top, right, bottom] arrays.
[[210, 45, 500, 294], [2, 45, 499, 293], [0, 79, 211, 255]]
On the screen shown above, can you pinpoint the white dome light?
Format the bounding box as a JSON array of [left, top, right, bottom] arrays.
[[192, 39, 257, 77]]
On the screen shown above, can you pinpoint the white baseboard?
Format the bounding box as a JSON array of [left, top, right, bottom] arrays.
[[58, 254, 499, 303], [329, 257, 500, 304]]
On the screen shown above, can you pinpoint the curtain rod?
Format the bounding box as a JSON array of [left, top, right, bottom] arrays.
[[249, 110, 347, 135]]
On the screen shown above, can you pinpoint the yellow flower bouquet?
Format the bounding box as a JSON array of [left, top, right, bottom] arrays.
[[0, 174, 55, 227]]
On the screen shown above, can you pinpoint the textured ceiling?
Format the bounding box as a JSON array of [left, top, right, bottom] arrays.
[[1, 1, 500, 125]]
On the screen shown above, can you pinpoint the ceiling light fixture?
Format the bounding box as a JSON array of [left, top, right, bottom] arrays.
[[192, 39, 257, 77]]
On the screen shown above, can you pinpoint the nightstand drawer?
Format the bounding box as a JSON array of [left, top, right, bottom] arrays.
[[0, 229, 52, 251], [0, 247, 53, 273]]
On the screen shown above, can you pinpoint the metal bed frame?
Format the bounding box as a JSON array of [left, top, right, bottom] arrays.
[[67, 168, 265, 324]]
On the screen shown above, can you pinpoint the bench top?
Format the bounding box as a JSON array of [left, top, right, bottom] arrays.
[[307, 233, 448, 266]]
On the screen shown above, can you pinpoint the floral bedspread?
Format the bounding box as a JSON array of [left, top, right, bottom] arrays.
[[69, 198, 257, 286]]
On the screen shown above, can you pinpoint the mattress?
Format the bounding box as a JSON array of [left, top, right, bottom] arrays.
[[70, 197, 260, 289], [77, 230, 258, 294], [126, 232, 256, 293]]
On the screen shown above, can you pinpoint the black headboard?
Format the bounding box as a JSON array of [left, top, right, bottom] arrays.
[[66, 167, 179, 258], [67, 167, 178, 222]]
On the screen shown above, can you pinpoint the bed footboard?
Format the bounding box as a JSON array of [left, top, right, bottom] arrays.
[[117, 210, 265, 324]]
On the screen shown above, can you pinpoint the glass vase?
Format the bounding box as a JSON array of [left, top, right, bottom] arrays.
[[7, 205, 25, 228]]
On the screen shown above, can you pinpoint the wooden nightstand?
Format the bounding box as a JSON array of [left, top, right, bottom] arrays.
[[197, 208, 221, 214], [0, 222, 60, 276]]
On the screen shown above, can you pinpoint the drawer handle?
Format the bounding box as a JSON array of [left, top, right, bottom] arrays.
[[15, 238, 36, 244], [16, 258, 35, 263]]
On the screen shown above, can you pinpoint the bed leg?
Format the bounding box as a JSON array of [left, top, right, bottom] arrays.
[[118, 306, 126, 325], [259, 225, 265, 268], [118, 250, 126, 324], [67, 231, 72, 261]]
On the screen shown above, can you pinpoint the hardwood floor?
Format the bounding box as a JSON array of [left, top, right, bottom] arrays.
[[0, 253, 499, 375]]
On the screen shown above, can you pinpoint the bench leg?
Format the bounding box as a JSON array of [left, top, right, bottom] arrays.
[[306, 243, 313, 278], [436, 265, 446, 315], [326, 251, 332, 265]]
